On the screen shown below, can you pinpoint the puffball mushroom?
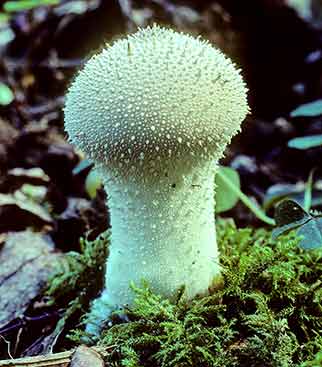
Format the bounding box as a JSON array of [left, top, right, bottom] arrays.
[[64, 25, 248, 338]]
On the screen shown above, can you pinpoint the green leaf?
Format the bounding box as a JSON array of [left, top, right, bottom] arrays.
[[274, 200, 310, 227], [0, 13, 10, 23], [288, 135, 322, 150], [303, 169, 315, 212], [264, 183, 304, 211], [272, 200, 311, 239], [72, 159, 93, 175], [0, 82, 14, 105], [264, 183, 322, 211], [290, 99, 322, 117], [0, 27, 15, 46], [215, 166, 240, 213], [3, 0, 59, 12], [272, 199, 322, 249], [297, 217, 322, 249], [54, 1, 88, 15], [72, 159, 102, 198], [85, 170, 102, 199], [216, 166, 275, 225], [272, 218, 310, 240]]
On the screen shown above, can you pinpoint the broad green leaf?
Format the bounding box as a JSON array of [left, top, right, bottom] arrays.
[[0, 82, 14, 105], [0, 13, 10, 23], [288, 135, 322, 150], [0, 27, 15, 46], [54, 1, 88, 15], [216, 166, 275, 225], [297, 218, 322, 249], [4, 0, 59, 12], [274, 200, 310, 227], [215, 166, 240, 213], [272, 217, 311, 240], [85, 170, 102, 199], [272, 199, 322, 249], [72, 159, 101, 198], [290, 99, 322, 117], [272, 200, 311, 239], [303, 169, 315, 211]]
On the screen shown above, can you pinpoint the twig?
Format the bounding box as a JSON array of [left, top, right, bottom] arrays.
[[0, 346, 116, 367], [0, 350, 72, 366]]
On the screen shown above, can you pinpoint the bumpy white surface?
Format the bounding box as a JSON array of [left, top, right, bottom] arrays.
[[85, 158, 220, 337], [64, 25, 248, 338]]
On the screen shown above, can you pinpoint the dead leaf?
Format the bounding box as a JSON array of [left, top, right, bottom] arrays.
[[0, 191, 53, 232]]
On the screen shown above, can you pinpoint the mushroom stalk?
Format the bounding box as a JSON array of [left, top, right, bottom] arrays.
[[86, 159, 219, 336]]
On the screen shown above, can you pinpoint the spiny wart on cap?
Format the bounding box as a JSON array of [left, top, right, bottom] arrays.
[[65, 25, 248, 171], [64, 24, 248, 340]]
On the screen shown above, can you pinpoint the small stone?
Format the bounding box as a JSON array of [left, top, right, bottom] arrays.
[[70, 345, 104, 367]]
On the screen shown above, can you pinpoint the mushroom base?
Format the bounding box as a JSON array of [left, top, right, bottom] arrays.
[[85, 159, 220, 338]]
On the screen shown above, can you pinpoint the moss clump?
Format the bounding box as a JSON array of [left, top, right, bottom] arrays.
[[46, 231, 109, 332], [50, 221, 322, 366]]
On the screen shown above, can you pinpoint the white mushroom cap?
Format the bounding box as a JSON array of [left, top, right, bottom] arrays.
[[64, 25, 248, 175]]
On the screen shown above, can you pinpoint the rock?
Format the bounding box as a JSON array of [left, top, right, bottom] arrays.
[[70, 346, 104, 367], [0, 230, 60, 328]]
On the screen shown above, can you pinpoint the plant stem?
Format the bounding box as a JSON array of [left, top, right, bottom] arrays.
[[217, 169, 276, 226]]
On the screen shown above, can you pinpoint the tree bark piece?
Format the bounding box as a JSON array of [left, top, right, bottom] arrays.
[[0, 350, 72, 366], [0, 347, 106, 367]]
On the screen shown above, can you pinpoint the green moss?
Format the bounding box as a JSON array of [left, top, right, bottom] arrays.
[[49, 221, 322, 366], [45, 231, 109, 334]]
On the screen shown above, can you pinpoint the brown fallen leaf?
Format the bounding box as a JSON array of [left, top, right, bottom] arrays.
[[0, 118, 19, 174], [6, 168, 50, 192], [0, 191, 53, 232]]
